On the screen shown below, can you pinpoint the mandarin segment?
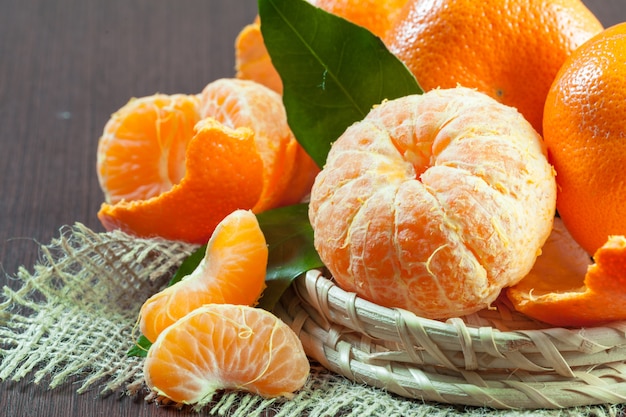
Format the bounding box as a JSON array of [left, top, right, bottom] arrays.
[[97, 94, 201, 204], [97, 117, 264, 243], [144, 304, 310, 405], [508, 219, 626, 327], [275, 139, 320, 206], [139, 209, 268, 343], [543, 23, 626, 255], [199, 78, 318, 212], [384, 0, 603, 133], [308, 87, 556, 319]]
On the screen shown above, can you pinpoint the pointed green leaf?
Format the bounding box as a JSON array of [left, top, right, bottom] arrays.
[[127, 245, 207, 357], [168, 244, 206, 286], [256, 203, 323, 311], [127, 334, 152, 358], [258, 0, 422, 167]]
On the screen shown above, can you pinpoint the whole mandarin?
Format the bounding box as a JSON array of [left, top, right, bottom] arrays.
[[543, 23, 626, 255], [384, 0, 603, 133]]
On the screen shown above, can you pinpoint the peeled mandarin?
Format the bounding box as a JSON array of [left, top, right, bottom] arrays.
[[309, 87, 556, 319]]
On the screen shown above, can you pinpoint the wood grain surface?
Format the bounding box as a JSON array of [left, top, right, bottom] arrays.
[[0, 0, 624, 416]]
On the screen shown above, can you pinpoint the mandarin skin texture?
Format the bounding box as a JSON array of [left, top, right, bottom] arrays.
[[97, 78, 318, 244], [309, 87, 556, 319], [542, 23, 626, 256], [507, 218, 626, 327], [384, 0, 604, 134]]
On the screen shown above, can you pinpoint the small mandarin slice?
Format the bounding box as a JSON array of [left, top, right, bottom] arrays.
[[139, 209, 268, 343], [97, 116, 264, 243], [144, 304, 310, 405]]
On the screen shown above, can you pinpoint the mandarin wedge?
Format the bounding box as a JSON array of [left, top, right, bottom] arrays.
[[98, 115, 263, 243], [309, 87, 556, 319], [139, 209, 268, 343], [384, 0, 603, 133], [199, 78, 318, 212], [97, 94, 201, 204], [508, 219, 626, 327], [144, 304, 310, 406]]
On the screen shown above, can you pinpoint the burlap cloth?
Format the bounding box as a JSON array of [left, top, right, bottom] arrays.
[[0, 223, 623, 416]]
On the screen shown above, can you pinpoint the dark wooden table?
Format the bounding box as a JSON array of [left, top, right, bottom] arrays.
[[1, 0, 624, 416]]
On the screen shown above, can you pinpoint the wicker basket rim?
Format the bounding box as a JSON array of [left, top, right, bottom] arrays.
[[274, 270, 626, 410], [297, 270, 626, 349]]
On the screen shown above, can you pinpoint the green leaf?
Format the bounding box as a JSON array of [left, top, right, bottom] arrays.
[[127, 334, 152, 358], [126, 245, 207, 357], [258, 0, 422, 168], [168, 244, 206, 286], [256, 203, 323, 311]]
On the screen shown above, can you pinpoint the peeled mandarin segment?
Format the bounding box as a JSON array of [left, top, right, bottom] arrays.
[[97, 118, 264, 243], [308, 87, 556, 319], [198, 78, 317, 212], [139, 209, 268, 343], [96, 94, 201, 204], [508, 219, 626, 327], [276, 141, 320, 207], [384, 0, 603, 133], [144, 304, 310, 405]]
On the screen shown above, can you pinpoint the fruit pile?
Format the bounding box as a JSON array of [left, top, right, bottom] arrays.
[[94, 0, 626, 408]]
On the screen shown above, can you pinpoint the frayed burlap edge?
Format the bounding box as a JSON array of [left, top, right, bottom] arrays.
[[0, 223, 624, 417], [0, 223, 195, 394]]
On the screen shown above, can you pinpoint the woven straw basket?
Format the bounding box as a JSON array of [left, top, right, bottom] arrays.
[[274, 269, 626, 410]]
